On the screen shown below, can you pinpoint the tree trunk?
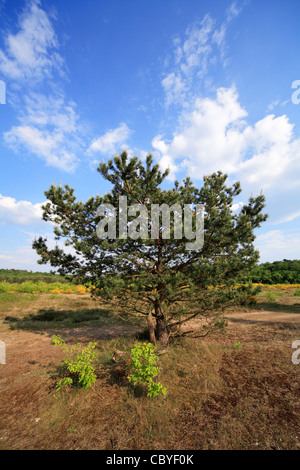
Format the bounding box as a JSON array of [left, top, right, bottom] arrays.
[[154, 301, 170, 347], [155, 315, 170, 347], [147, 311, 157, 345]]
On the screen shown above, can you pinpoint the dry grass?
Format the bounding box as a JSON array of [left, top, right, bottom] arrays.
[[0, 292, 142, 332], [0, 288, 300, 450]]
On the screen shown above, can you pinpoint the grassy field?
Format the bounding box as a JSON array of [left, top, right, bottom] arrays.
[[0, 285, 299, 450], [0, 280, 88, 294]]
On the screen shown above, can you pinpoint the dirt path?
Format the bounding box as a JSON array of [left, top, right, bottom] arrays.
[[227, 310, 300, 323], [0, 323, 142, 373], [0, 322, 142, 447], [1, 309, 299, 366], [0, 308, 299, 450]]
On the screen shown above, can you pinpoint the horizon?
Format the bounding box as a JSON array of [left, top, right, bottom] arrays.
[[1, 0, 300, 271]]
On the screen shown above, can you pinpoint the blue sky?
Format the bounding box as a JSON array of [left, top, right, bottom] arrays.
[[0, 0, 300, 271]]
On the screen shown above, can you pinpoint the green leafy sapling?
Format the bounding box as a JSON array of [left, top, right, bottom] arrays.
[[52, 335, 97, 392], [127, 342, 166, 398]]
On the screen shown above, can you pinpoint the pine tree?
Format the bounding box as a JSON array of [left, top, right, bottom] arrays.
[[33, 151, 267, 346]]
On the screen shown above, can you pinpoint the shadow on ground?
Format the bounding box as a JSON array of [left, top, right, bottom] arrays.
[[256, 302, 300, 314], [3, 307, 144, 342], [225, 302, 300, 331], [227, 317, 300, 331], [4, 307, 114, 329]]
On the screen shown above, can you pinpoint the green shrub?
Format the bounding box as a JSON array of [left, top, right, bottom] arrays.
[[266, 292, 277, 302], [294, 289, 300, 297], [0, 280, 76, 293], [0, 282, 12, 292], [127, 342, 166, 398], [52, 335, 97, 392]]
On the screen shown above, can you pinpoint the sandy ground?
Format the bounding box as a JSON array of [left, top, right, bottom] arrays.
[[0, 307, 299, 450], [1, 308, 299, 380], [227, 310, 300, 323]]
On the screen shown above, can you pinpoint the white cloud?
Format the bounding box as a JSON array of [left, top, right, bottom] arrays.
[[212, 2, 243, 65], [20, 93, 79, 133], [161, 3, 244, 107], [0, 0, 63, 82], [179, 14, 214, 77], [0, 236, 53, 271], [162, 14, 214, 107], [231, 201, 245, 212], [238, 115, 300, 192], [226, 1, 243, 22], [88, 122, 132, 156], [151, 141, 179, 181], [153, 87, 248, 177], [4, 122, 79, 172], [0, 194, 44, 225], [212, 23, 226, 48], [0, 246, 44, 270], [0, 227, 80, 271], [274, 210, 300, 225], [255, 230, 300, 262], [1, 3, 86, 172], [153, 86, 300, 199], [161, 72, 187, 108], [4, 92, 82, 172]]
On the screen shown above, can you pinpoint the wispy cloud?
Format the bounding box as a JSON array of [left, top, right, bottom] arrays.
[[162, 14, 215, 108], [88, 122, 132, 157], [267, 98, 289, 112], [0, 230, 58, 270], [0, 245, 44, 269], [0, 0, 64, 82], [161, 2, 244, 108], [151, 2, 300, 233], [4, 93, 82, 171], [275, 210, 300, 225], [255, 230, 300, 262], [161, 72, 187, 109], [19, 93, 79, 132], [0, 1, 85, 172], [212, 1, 244, 66]]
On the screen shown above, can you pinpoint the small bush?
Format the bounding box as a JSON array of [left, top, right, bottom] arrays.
[[240, 294, 257, 306], [52, 335, 97, 393], [127, 342, 166, 398], [266, 292, 277, 302], [0, 281, 82, 294]]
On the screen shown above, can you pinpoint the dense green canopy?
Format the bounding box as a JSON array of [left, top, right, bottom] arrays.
[[33, 151, 267, 345], [251, 260, 300, 284]]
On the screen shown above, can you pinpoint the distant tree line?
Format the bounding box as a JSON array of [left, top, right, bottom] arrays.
[[0, 269, 72, 284], [1, 259, 300, 285], [250, 260, 300, 284]]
